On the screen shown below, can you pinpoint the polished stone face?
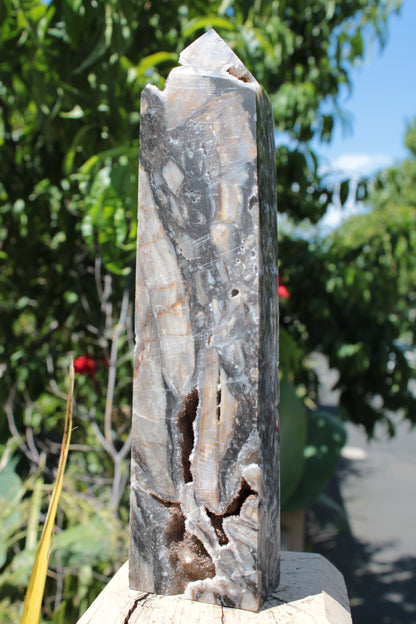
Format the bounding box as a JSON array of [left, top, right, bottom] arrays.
[[129, 30, 279, 612]]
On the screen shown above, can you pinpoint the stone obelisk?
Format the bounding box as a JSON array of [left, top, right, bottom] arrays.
[[129, 29, 279, 612]]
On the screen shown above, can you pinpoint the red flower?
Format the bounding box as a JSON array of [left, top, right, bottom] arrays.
[[74, 355, 97, 379], [278, 275, 290, 299]]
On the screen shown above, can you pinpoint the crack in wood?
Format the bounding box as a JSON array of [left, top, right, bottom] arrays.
[[267, 594, 321, 624], [123, 594, 150, 623]]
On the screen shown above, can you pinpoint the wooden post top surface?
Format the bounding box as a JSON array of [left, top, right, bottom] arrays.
[[77, 552, 352, 624]]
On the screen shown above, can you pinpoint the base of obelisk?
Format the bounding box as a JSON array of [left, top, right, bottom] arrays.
[[76, 552, 352, 623]]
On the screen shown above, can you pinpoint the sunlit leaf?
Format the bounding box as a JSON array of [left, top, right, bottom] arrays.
[[182, 16, 234, 38], [136, 52, 178, 77], [20, 364, 74, 624], [79, 147, 136, 175], [59, 105, 84, 119]]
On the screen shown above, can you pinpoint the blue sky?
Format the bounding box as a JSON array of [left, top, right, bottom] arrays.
[[318, 0, 416, 177], [315, 0, 416, 228]]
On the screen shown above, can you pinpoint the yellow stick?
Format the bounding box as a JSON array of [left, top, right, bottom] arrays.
[[20, 362, 74, 624]]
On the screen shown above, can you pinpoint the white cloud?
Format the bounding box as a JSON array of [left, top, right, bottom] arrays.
[[319, 204, 348, 230], [316, 152, 394, 232], [326, 152, 393, 177], [318, 199, 367, 233]]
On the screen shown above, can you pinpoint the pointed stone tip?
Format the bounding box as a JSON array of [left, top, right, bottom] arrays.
[[179, 29, 256, 85]]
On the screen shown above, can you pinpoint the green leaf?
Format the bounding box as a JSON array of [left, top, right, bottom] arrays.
[[51, 601, 66, 624], [351, 30, 364, 59], [339, 179, 350, 206], [0, 464, 22, 502], [51, 518, 111, 567], [79, 147, 135, 175], [63, 124, 96, 175], [279, 375, 307, 507], [279, 327, 304, 376], [0, 463, 23, 568], [74, 4, 113, 74], [103, 261, 131, 276], [59, 105, 84, 119], [283, 410, 346, 512], [183, 16, 234, 38], [325, 0, 336, 19], [136, 52, 178, 77]]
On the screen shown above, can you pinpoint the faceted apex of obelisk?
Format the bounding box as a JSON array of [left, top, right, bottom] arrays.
[[176, 29, 257, 86]]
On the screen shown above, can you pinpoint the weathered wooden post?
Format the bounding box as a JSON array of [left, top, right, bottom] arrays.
[[129, 29, 279, 612], [77, 30, 352, 624]]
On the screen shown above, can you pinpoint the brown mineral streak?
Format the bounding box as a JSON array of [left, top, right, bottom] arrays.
[[154, 295, 188, 315], [138, 234, 169, 247], [152, 281, 182, 291]]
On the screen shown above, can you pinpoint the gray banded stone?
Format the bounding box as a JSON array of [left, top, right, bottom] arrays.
[[129, 29, 279, 612]]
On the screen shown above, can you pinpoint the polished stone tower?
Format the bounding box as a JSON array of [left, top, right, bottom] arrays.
[[129, 30, 279, 612]]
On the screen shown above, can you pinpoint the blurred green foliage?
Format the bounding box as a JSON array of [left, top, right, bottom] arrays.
[[0, 459, 126, 623], [0, 0, 412, 621], [280, 119, 416, 436]]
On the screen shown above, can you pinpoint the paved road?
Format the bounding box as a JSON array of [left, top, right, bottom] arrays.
[[309, 355, 416, 624]]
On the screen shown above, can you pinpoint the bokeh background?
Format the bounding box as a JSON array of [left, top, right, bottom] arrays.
[[0, 1, 415, 622]]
